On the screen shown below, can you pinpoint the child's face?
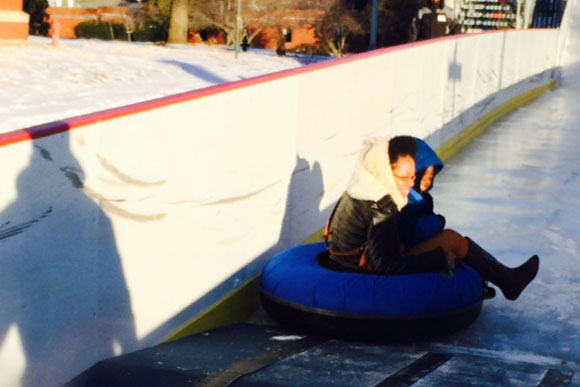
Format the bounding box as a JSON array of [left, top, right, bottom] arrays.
[[420, 166, 435, 192]]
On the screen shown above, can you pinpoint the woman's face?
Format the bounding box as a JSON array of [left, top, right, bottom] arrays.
[[420, 165, 435, 192], [391, 155, 416, 198]]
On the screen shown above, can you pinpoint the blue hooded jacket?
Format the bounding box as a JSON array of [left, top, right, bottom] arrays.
[[400, 138, 445, 248]]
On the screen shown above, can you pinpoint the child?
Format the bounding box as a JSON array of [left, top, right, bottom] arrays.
[[400, 138, 499, 298], [399, 138, 445, 249]]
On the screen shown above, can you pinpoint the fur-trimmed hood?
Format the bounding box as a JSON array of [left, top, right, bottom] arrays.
[[345, 137, 408, 211]]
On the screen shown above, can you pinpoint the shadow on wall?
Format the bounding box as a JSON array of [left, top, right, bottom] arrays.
[[141, 153, 327, 345], [448, 38, 463, 121], [0, 131, 137, 387], [277, 154, 325, 250]]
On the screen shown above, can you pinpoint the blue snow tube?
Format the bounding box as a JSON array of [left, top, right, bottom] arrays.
[[260, 242, 484, 341]]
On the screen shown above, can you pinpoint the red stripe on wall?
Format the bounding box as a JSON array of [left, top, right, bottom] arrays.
[[0, 29, 554, 148]]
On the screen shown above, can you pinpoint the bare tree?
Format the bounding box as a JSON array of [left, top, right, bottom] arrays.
[[188, 0, 234, 45], [124, 15, 136, 42], [189, 0, 301, 46], [168, 0, 190, 43], [315, 0, 364, 56], [129, 0, 172, 42], [378, 0, 423, 47]]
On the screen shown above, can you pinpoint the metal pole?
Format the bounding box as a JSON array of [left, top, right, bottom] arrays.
[[516, 0, 523, 29], [523, 0, 536, 29], [235, 0, 242, 58], [369, 0, 378, 49]]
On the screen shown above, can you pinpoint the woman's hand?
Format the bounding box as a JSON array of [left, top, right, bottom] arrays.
[[446, 251, 456, 270]]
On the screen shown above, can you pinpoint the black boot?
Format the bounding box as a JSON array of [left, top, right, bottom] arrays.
[[464, 238, 539, 301], [483, 282, 496, 299]]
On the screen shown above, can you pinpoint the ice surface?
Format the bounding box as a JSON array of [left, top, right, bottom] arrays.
[[428, 60, 580, 367]]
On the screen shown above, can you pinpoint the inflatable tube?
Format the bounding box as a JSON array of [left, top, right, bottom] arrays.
[[260, 242, 484, 342]]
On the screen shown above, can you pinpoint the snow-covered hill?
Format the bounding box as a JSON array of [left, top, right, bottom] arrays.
[[0, 37, 328, 134]]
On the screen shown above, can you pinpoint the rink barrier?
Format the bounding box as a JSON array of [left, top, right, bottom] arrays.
[[0, 28, 563, 386]]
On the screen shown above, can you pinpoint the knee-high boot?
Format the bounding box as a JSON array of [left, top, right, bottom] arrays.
[[464, 238, 539, 301]]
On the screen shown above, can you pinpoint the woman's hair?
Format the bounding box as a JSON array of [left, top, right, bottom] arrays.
[[388, 136, 418, 164]]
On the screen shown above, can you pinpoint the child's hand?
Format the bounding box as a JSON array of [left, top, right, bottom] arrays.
[[446, 251, 456, 270]]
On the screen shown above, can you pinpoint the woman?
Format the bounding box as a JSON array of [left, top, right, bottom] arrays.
[[326, 136, 539, 301]]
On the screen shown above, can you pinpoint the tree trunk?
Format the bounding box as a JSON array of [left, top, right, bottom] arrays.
[[168, 0, 189, 44], [248, 27, 262, 44], [326, 39, 341, 57]]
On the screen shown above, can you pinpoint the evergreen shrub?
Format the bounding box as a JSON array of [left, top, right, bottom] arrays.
[[132, 22, 168, 42], [74, 20, 167, 42], [75, 21, 127, 40], [24, 0, 50, 36]]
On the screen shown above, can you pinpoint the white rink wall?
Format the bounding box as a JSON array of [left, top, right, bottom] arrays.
[[0, 28, 562, 386]]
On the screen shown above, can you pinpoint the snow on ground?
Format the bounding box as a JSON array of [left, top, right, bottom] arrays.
[[0, 36, 329, 134]]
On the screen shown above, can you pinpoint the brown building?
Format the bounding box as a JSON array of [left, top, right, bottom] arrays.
[[190, 10, 324, 53], [247, 10, 324, 53], [0, 0, 29, 40], [46, 6, 128, 38]]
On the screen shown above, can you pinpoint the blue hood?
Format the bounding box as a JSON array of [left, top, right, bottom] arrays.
[[414, 138, 443, 175]]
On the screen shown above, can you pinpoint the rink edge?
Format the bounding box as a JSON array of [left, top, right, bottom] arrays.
[[437, 80, 557, 162]]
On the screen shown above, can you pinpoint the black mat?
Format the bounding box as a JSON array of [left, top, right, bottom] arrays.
[[65, 324, 327, 387], [64, 323, 576, 387]]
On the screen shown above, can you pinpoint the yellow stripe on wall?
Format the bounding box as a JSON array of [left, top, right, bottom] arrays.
[[164, 273, 262, 342], [163, 79, 556, 343], [163, 229, 327, 342], [437, 80, 557, 162]]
